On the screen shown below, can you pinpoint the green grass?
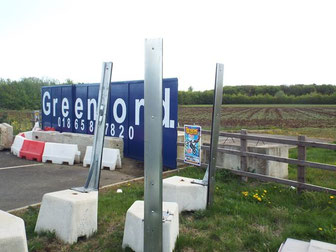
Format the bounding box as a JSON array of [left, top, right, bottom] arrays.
[[249, 128, 336, 141], [288, 146, 336, 189], [14, 166, 336, 252]]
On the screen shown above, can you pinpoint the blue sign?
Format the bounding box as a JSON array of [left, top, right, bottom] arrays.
[[41, 78, 178, 169]]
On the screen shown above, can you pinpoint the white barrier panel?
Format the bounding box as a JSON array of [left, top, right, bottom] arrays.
[[22, 131, 33, 140], [122, 200, 179, 252], [83, 146, 121, 170], [42, 142, 80, 165], [35, 189, 98, 244], [11, 135, 25, 157], [0, 210, 28, 252]]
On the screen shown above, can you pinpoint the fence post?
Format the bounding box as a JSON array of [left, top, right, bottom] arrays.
[[240, 129, 248, 182], [297, 135, 306, 193]]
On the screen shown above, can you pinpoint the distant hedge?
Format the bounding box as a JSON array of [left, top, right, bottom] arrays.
[[1, 78, 336, 110], [0, 78, 58, 110], [179, 84, 336, 105]]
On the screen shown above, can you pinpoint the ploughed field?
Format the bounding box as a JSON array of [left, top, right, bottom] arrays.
[[179, 105, 336, 130]]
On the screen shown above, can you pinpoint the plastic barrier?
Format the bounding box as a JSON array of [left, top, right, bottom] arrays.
[[42, 142, 80, 165], [21, 131, 33, 140], [19, 139, 45, 162], [83, 146, 121, 170], [11, 135, 25, 157]]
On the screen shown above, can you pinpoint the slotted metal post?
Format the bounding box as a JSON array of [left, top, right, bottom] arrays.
[[144, 38, 163, 252], [207, 63, 224, 207], [73, 62, 113, 192]]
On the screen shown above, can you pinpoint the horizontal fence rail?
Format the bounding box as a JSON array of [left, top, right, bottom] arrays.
[[177, 127, 336, 150], [177, 128, 336, 195]]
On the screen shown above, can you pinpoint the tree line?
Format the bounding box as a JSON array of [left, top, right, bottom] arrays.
[[0, 78, 335, 110], [179, 84, 336, 105]]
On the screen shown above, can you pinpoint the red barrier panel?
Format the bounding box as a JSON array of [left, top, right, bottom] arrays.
[[19, 139, 45, 162]]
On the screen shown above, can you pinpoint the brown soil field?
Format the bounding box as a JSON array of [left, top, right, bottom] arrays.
[[178, 105, 336, 130]]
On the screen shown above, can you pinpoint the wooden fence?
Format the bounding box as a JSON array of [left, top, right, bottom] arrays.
[[177, 127, 336, 195]]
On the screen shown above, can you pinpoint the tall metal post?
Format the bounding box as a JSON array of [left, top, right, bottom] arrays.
[[207, 63, 224, 207], [73, 62, 113, 192], [144, 38, 163, 251]]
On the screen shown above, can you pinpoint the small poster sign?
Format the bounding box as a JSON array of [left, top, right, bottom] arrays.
[[184, 125, 201, 166]]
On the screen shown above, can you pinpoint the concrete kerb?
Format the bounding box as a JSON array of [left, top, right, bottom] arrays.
[[7, 167, 187, 214]]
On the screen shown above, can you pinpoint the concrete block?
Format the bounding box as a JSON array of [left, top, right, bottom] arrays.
[[163, 176, 207, 213], [35, 189, 98, 244], [83, 146, 121, 170], [199, 143, 291, 179], [32, 131, 123, 161], [11, 135, 25, 157], [42, 142, 80, 165], [122, 200, 179, 252], [279, 238, 310, 252], [308, 239, 336, 252], [0, 210, 28, 252], [0, 123, 13, 150], [22, 131, 33, 140]]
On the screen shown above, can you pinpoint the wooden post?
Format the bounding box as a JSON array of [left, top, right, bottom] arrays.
[[297, 135, 306, 193], [240, 129, 248, 182]]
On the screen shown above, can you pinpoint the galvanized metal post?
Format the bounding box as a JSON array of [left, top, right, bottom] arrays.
[[207, 63, 224, 207], [144, 38, 163, 252], [73, 62, 113, 192]]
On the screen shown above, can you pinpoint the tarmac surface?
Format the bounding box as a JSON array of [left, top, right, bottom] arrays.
[[0, 151, 145, 211]]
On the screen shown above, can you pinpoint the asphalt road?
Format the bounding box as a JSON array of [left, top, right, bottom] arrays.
[[0, 151, 144, 211]]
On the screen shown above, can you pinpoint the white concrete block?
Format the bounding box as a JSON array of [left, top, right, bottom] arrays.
[[83, 146, 121, 170], [42, 142, 80, 165], [163, 176, 207, 213], [35, 189, 98, 244], [10, 135, 25, 157], [122, 200, 179, 252], [0, 123, 13, 150], [308, 239, 336, 252], [279, 238, 310, 252], [0, 210, 28, 252]]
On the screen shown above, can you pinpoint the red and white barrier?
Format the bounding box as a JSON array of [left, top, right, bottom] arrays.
[[83, 146, 121, 170], [42, 142, 80, 165], [11, 135, 25, 157], [19, 139, 45, 162]]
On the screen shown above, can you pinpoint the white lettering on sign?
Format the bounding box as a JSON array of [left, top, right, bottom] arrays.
[[53, 98, 58, 117], [113, 98, 126, 124], [42, 87, 176, 135], [42, 91, 51, 115], [134, 88, 174, 128], [162, 88, 174, 128], [87, 98, 97, 120], [135, 99, 144, 126], [62, 98, 69, 117], [75, 98, 83, 119]]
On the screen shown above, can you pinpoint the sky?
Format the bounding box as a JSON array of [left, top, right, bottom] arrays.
[[1, 0, 336, 91]]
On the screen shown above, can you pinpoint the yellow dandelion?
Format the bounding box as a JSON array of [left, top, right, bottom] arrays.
[[264, 190, 267, 193], [257, 197, 262, 202], [318, 227, 323, 231], [330, 196, 334, 199], [128, 183, 131, 186]]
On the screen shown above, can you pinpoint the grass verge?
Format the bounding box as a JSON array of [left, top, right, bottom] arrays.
[[14, 166, 336, 252]]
